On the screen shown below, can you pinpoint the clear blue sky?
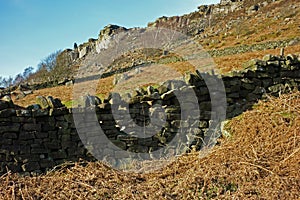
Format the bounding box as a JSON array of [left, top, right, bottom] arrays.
[[0, 0, 219, 78]]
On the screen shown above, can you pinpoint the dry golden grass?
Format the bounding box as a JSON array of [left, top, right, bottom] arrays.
[[13, 62, 197, 107], [1, 91, 299, 199], [3, 1, 300, 199], [12, 0, 300, 107], [165, 61, 196, 75], [13, 76, 115, 108], [215, 44, 300, 73], [14, 43, 300, 108], [201, 0, 300, 50], [13, 85, 73, 108]]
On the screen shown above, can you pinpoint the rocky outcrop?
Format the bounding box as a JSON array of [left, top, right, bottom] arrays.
[[53, 0, 282, 67], [24, 0, 296, 90], [96, 24, 128, 53], [78, 38, 97, 59], [146, 0, 245, 35], [64, 25, 128, 61], [146, 0, 279, 36]]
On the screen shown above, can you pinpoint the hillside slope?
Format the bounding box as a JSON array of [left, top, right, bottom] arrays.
[[1, 91, 299, 199], [23, 0, 300, 85], [9, 0, 300, 108], [0, 1, 299, 199]]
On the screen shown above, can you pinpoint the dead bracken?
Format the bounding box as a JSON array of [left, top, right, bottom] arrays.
[[0, 91, 299, 199]]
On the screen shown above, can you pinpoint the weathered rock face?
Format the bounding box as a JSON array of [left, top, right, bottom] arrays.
[[146, 0, 246, 35], [50, 24, 129, 82], [27, 0, 291, 90], [99, 24, 127, 39], [56, 49, 74, 66], [220, 0, 243, 5], [61, 0, 249, 69], [78, 39, 97, 59], [0, 54, 299, 175], [213, 0, 244, 15], [96, 24, 128, 53], [146, 0, 279, 36], [79, 46, 90, 59]]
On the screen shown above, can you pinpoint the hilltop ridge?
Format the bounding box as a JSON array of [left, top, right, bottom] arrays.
[[26, 0, 299, 84], [3, 0, 300, 106]]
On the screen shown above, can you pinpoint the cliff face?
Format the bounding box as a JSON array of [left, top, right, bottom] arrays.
[[95, 24, 128, 54], [67, 0, 279, 60], [59, 0, 248, 70], [59, 25, 128, 63], [146, 1, 245, 35], [146, 0, 279, 36], [53, 0, 292, 82]]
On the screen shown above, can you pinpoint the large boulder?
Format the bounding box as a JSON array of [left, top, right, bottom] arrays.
[[99, 24, 127, 38], [46, 96, 64, 109], [36, 96, 49, 109]]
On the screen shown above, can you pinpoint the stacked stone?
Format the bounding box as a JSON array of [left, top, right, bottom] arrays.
[[0, 96, 90, 175], [94, 81, 205, 156], [223, 54, 300, 118], [208, 38, 298, 57], [0, 54, 299, 174]]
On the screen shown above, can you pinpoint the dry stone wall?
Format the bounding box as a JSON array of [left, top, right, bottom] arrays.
[[0, 54, 299, 175]]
